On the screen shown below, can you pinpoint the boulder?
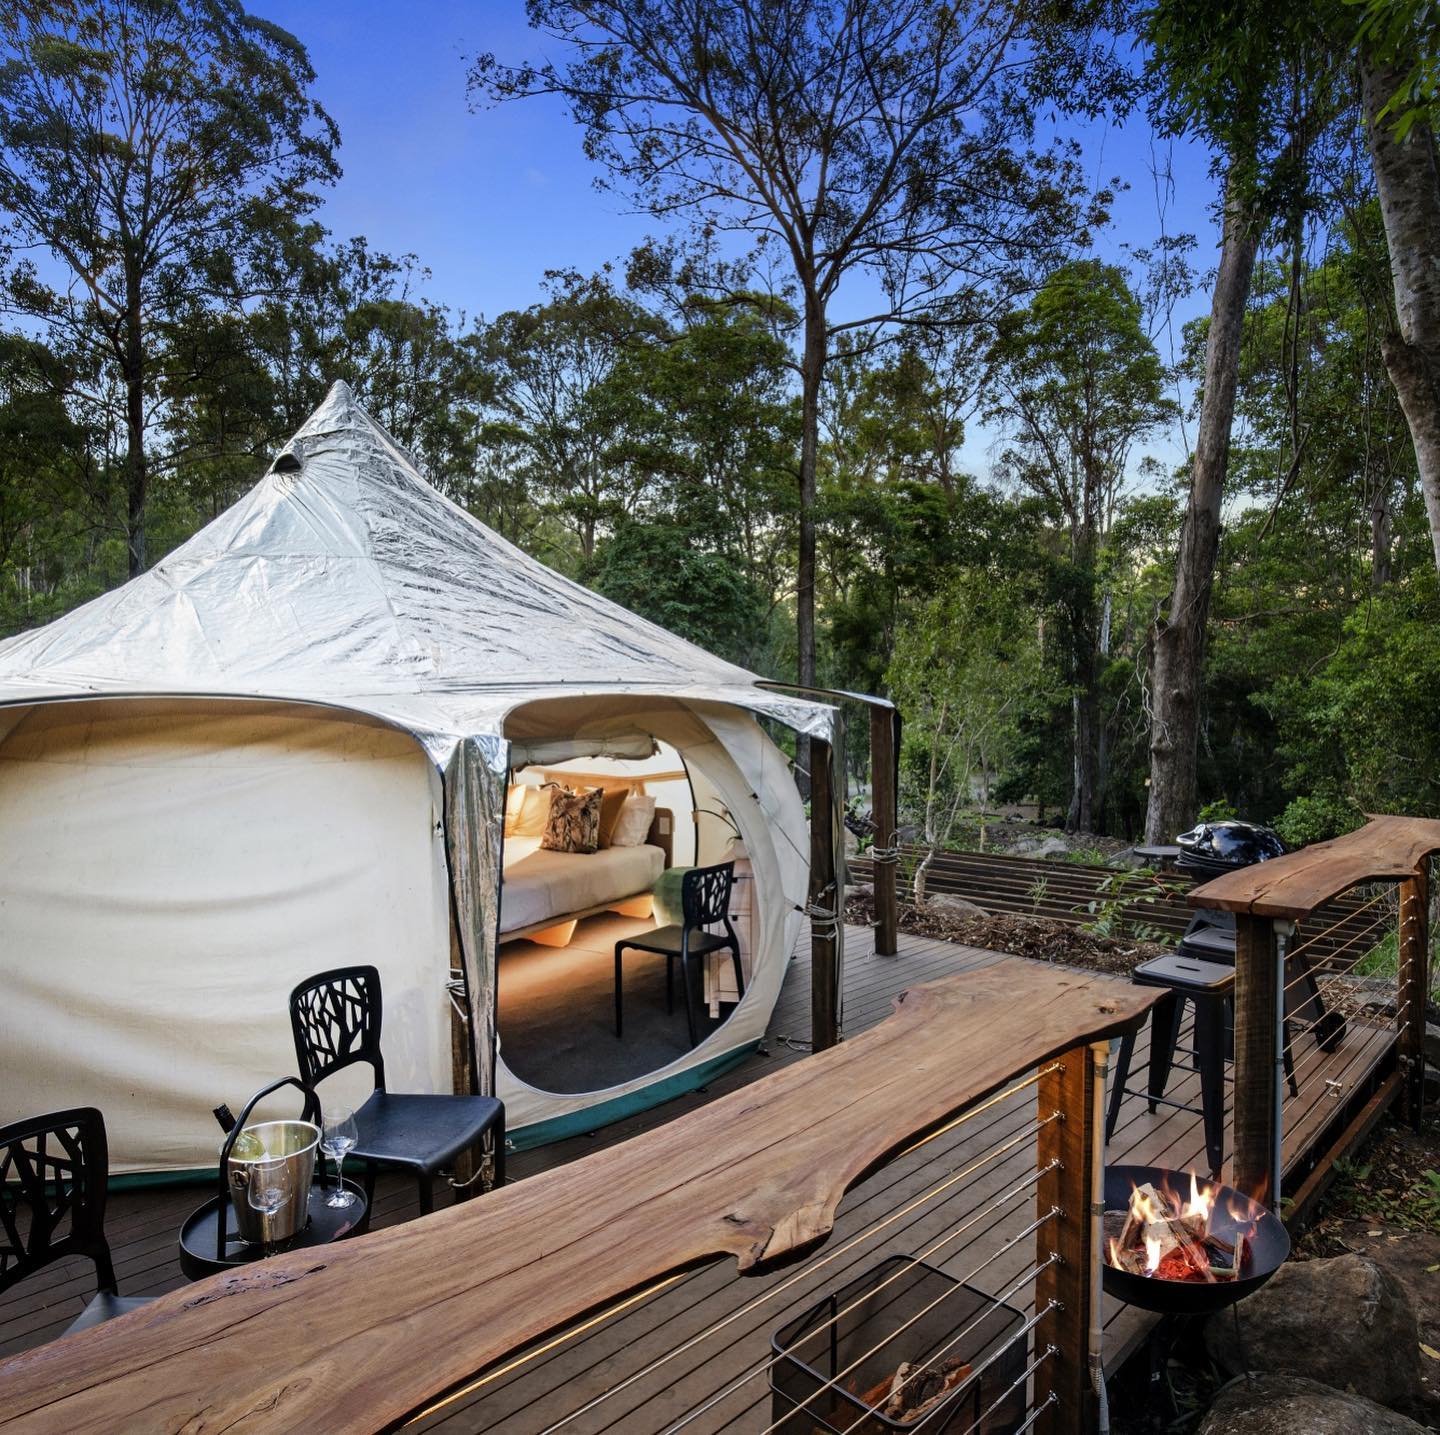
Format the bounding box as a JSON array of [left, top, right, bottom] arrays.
[[1106, 846, 1148, 869], [1205, 1254, 1422, 1412], [1032, 836, 1070, 859], [1197, 1374, 1428, 1434], [925, 893, 988, 920]]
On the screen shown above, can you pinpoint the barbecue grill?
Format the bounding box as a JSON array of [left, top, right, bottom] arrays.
[[1175, 821, 1286, 881]]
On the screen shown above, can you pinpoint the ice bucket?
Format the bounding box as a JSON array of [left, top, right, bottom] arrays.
[[216, 1077, 322, 1253], [224, 1118, 320, 1245]]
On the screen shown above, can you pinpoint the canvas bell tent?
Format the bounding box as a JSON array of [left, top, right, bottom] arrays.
[[0, 382, 845, 1175]]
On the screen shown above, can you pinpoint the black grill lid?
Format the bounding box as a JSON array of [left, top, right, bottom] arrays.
[[1176, 820, 1286, 873]]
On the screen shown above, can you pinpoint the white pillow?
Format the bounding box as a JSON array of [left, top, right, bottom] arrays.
[[609, 794, 657, 847], [510, 784, 553, 838]]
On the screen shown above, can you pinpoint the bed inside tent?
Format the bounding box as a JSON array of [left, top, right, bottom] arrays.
[[495, 695, 809, 1113]]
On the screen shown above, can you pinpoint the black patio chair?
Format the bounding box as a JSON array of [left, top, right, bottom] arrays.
[[289, 965, 505, 1217], [614, 861, 744, 1048], [0, 1107, 155, 1335]]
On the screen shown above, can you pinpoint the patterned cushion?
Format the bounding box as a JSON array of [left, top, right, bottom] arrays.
[[539, 784, 602, 854]]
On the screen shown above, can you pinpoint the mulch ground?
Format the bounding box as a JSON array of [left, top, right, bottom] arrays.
[[845, 889, 1170, 977]]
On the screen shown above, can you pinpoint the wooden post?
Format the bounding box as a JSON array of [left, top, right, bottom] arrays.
[[810, 736, 841, 1051], [1035, 1043, 1100, 1435], [450, 991, 487, 1194], [870, 703, 899, 957], [1232, 913, 1280, 1205], [1399, 863, 1431, 1128]]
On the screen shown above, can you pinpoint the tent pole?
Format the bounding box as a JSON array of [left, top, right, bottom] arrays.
[[810, 736, 841, 1050]]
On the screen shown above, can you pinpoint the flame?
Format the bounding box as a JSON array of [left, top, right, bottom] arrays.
[[1183, 1172, 1214, 1224], [1144, 1233, 1164, 1274]]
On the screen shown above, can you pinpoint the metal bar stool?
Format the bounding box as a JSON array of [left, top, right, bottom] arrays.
[[1105, 954, 1237, 1178]]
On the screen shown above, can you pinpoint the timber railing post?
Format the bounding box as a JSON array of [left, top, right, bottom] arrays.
[[1232, 914, 1281, 1207], [1399, 862, 1431, 1128], [870, 704, 899, 957], [810, 736, 840, 1050], [1035, 1041, 1103, 1435]]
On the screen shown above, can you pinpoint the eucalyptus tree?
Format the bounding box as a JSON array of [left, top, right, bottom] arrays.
[[0, 0, 338, 574], [477, 272, 663, 565], [986, 259, 1175, 832], [1138, 0, 1348, 843], [1355, 0, 1440, 572], [472, 0, 1114, 696]]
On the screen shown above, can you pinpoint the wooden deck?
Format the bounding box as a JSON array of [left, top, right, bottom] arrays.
[[0, 924, 1399, 1432]]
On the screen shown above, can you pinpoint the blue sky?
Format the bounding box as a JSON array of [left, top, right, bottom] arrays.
[[261, 0, 1222, 470]]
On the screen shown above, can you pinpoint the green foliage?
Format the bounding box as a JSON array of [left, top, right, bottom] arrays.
[[1197, 799, 1239, 823], [1265, 584, 1440, 821], [1076, 871, 1173, 943], [1353, 0, 1440, 137], [583, 516, 769, 668], [888, 570, 1042, 852], [1274, 793, 1367, 848]]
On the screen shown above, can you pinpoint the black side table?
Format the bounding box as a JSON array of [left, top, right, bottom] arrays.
[[1106, 954, 1234, 1178], [179, 1178, 367, 1281]]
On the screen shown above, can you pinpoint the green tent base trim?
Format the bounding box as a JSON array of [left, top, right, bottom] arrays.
[[505, 1041, 759, 1152], [110, 1166, 219, 1191]]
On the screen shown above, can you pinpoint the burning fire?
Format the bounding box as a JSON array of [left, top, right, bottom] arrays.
[[1105, 1172, 1255, 1284]]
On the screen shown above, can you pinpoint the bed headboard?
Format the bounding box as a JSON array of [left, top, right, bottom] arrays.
[[648, 808, 674, 869]]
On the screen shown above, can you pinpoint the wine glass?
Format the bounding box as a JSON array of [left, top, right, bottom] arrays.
[[321, 1105, 358, 1208], [247, 1158, 292, 1255]]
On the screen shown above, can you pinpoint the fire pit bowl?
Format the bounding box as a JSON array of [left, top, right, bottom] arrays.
[[1102, 1164, 1289, 1315]]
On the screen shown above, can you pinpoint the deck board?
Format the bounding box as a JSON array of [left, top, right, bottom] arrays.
[[0, 924, 1397, 1431]]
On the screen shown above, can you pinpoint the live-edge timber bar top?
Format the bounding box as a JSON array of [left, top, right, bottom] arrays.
[[1189, 815, 1440, 920], [0, 959, 1159, 1435]]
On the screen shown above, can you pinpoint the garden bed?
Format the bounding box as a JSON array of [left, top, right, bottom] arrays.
[[844, 888, 1170, 978]]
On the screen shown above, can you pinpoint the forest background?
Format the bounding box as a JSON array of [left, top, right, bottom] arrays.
[[2, 0, 1438, 858]]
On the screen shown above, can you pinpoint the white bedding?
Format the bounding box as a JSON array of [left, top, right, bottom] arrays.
[[500, 839, 665, 934]]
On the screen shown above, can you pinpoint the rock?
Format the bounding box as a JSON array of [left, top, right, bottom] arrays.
[[844, 881, 873, 902], [1032, 836, 1070, 859], [925, 894, 988, 919], [1196, 1373, 1428, 1434], [1206, 1254, 1422, 1412], [1106, 846, 1147, 869], [1331, 1220, 1440, 1395]]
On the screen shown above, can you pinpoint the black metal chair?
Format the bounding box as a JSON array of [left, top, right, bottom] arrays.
[[614, 861, 744, 1048], [289, 965, 505, 1217], [0, 1107, 154, 1335]]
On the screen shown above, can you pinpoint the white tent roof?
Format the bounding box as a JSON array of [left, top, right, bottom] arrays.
[[0, 382, 827, 760]]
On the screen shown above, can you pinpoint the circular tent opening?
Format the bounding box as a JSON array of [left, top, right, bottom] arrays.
[[494, 695, 807, 1120]]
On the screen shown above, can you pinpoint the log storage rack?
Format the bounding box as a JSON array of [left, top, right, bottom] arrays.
[[1188, 815, 1440, 1212], [0, 960, 1157, 1435]]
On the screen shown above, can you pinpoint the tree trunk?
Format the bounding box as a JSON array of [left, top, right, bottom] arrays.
[[1068, 657, 1101, 835], [123, 278, 147, 577], [1143, 176, 1260, 844], [797, 300, 824, 689], [793, 297, 825, 795], [1371, 486, 1394, 589], [1361, 51, 1440, 574]]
